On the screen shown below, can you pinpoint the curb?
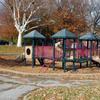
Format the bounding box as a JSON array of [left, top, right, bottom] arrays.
[[0, 68, 100, 80]]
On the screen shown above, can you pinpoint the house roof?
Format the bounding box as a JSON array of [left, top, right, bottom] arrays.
[[23, 30, 45, 39], [51, 28, 77, 39], [95, 34, 100, 41], [79, 33, 98, 41]]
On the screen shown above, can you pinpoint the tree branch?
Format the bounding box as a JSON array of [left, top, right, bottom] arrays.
[[25, 23, 54, 33], [24, 0, 35, 12]]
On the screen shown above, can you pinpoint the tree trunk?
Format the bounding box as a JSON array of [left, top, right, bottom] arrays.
[[17, 32, 22, 47]]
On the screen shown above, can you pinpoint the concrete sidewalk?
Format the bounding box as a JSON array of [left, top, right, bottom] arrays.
[[0, 73, 100, 100]]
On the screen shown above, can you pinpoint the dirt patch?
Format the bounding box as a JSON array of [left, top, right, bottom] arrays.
[[0, 56, 100, 74]]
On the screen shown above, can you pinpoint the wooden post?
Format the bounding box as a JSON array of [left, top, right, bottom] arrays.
[[97, 40, 99, 56], [32, 39, 35, 67], [99, 41, 100, 58], [80, 40, 82, 68], [38, 39, 44, 66], [62, 38, 66, 72], [53, 39, 55, 70], [87, 40, 89, 67], [90, 41, 92, 66], [73, 39, 76, 71]]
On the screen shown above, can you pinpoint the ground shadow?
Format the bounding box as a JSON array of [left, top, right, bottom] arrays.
[[0, 57, 99, 73], [0, 57, 28, 67]]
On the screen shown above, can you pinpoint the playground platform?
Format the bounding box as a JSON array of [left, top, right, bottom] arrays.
[[92, 56, 100, 67]]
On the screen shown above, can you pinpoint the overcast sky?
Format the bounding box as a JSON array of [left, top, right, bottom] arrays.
[[0, 0, 4, 9]]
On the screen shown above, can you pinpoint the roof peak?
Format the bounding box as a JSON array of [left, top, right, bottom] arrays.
[[23, 30, 45, 39], [51, 28, 77, 39], [79, 32, 98, 41]]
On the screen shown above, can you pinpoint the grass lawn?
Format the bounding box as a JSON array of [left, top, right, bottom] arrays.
[[0, 45, 24, 54], [23, 85, 100, 100]]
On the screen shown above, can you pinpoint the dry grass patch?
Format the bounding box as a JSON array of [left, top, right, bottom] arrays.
[[0, 45, 24, 54], [23, 85, 100, 100]]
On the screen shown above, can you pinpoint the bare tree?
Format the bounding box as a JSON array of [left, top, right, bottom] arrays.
[[56, 0, 100, 33], [0, 0, 46, 47], [50, 0, 88, 33], [86, 0, 100, 33]]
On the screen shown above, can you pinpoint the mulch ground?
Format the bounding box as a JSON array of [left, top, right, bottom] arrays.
[[0, 56, 100, 74]]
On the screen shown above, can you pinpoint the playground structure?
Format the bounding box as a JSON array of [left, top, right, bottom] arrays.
[[79, 33, 100, 67], [23, 29, 100, 72]]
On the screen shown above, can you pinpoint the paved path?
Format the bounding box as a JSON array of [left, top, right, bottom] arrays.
[[0, 74, 99, 100]]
